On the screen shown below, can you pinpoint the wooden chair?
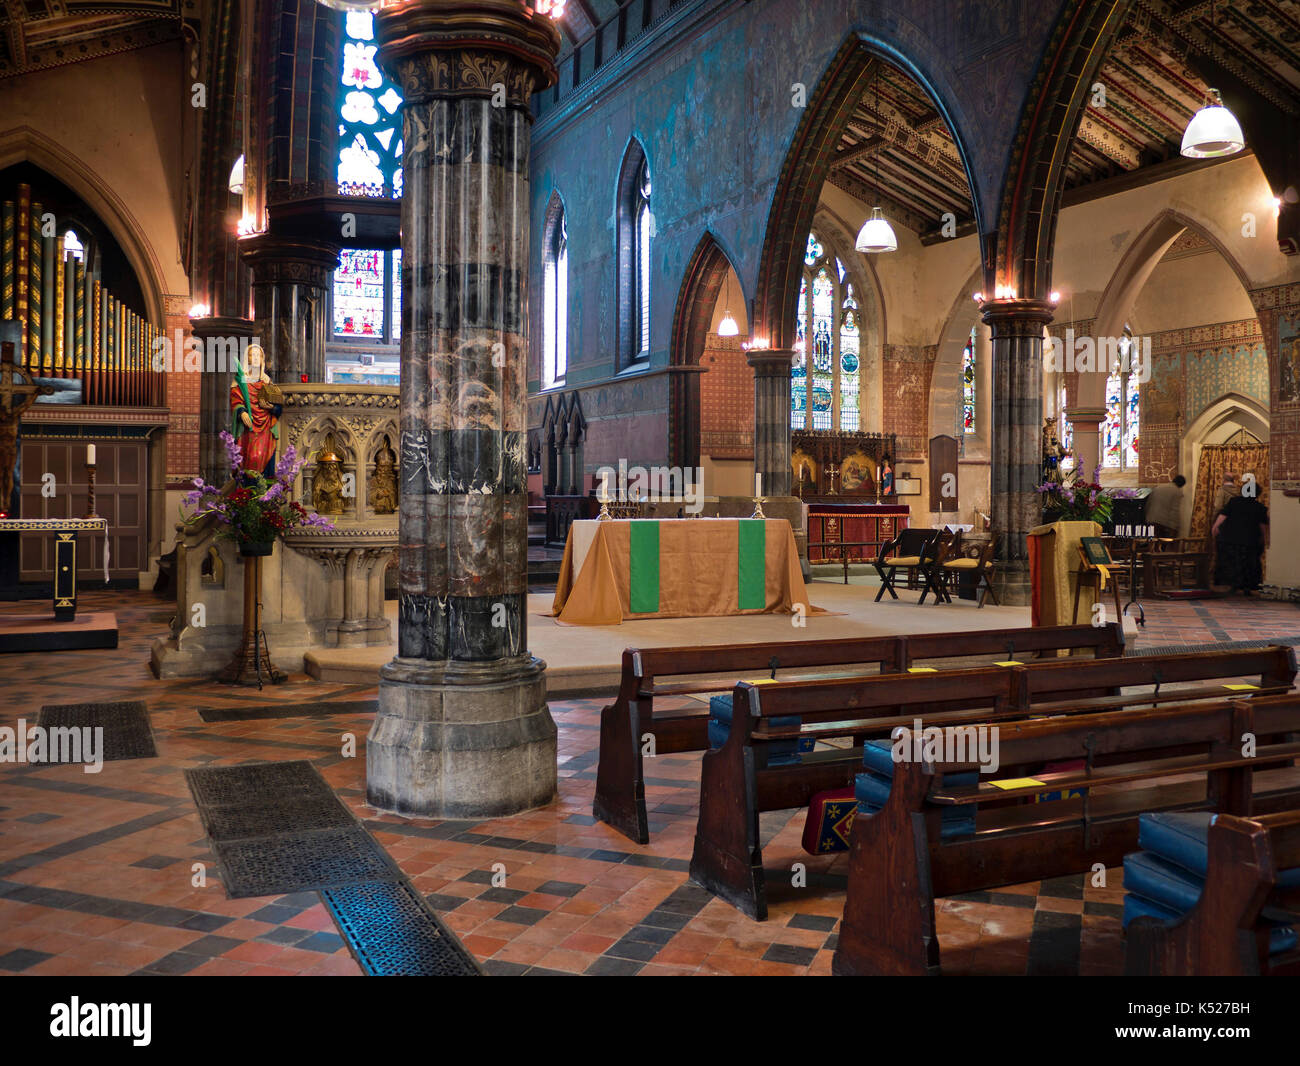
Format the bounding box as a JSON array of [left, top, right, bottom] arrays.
[[833, 693, 1300, 975], [873, 528, 938, 602], [938, 533, 1000, 607], [916, 531, 957, 605]]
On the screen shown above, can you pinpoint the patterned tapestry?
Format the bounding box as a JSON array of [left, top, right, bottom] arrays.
[[1189, 443, 1270, 543]]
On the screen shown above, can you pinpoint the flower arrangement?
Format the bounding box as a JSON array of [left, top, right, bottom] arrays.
[[1036, 465, 1139, 526], [181, 431, 334, 550]]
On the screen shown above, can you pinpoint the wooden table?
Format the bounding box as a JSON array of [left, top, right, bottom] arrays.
[[551, 517, 814, 626]]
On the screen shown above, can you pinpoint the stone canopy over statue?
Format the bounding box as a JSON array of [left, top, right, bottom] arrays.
[[230, 343, 283, 477]]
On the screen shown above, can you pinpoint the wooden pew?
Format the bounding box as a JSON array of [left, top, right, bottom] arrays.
[[593, 622, 1126, 844], [688, 645, 1296, 920], [1125, 809, 1300, 976], [832, 694, 1300, 976]]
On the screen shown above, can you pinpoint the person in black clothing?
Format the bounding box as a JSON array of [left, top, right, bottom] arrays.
[[1212, 491, 1270, 594]]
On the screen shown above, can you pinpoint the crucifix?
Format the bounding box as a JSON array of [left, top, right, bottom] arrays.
[[0, 338, 54, 517]]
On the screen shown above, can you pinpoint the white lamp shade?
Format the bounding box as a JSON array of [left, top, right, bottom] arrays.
[[717, 311, 739, 336], [228, 154, 245, 194], [855, 207, 897, 253], [1181, 95, 1245, 158]]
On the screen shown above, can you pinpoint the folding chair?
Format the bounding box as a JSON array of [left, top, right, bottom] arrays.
[[917, 531, 957, 605], [872, 528, 937, 602]]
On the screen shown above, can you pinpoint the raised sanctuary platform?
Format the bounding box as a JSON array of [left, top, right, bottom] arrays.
[[307, 581, 1032, 697]]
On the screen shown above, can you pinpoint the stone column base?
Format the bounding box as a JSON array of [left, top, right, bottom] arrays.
[[995, 560, 1033, 607], [367, 655, 557, 819]]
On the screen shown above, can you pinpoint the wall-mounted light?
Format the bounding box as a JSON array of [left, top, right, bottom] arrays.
[[1049, 291, 1061, 305], [189, 303, 211, 319], [228, 155, 245, 195]]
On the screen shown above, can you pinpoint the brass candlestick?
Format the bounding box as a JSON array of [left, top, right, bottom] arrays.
[[86, 463, 97, 518], [751, 495, 767, 520]]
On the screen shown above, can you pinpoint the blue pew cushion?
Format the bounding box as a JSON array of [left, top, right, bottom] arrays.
[[707, 693, 812, 764], [1138, 811, 1300, 888], [854, 770, 975, 838], [862, 738, 979, 786], [1123, 884, 1298, 955]]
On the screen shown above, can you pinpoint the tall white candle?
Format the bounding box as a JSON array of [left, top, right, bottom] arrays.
[[86, 444, 96, 466], [755, 472, 762, 497]]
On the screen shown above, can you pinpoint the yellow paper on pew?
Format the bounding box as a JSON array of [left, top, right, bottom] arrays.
[[989, 777, 1046, 790], [1223, 683, 1259, 691], [908, 667, 937, 673], [745, 679, 778, 685], [993, 660, 1024, 666]]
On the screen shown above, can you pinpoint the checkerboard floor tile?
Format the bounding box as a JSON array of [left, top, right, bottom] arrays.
[[0, 588, 1295, 976]]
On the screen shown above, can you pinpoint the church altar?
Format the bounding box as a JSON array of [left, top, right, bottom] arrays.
[[551, 517, 813, 626], [806, 504, 910, 564], [0, 516, 109, 619]]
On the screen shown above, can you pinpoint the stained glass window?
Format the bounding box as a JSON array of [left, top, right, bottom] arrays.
[[961, 326, 976, 433], [791, 231, 865, 432], [543, 210, 568, 388], [636, 160, 651, 355], [63, 230, 84, 261], [391, 249, 402, 341], [839, 286, 860, 432], [791, 278, 807, 430], [338, 11, 403, 197], [333, 248, 386, 338], [1103, 329, 1140, 470], [1058, 385, 1073, 453]]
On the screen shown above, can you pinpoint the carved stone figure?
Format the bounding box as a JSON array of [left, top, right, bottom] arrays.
[[312, 432, 345, 515], [370, 434, 399, 514]]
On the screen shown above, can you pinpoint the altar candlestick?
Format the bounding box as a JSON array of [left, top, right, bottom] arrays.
[[755, 472, 762, 497], [86, 443, 95, 466]]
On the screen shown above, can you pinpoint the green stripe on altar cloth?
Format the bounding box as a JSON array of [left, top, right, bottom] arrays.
[[737, 519, 766, 610], [629, 520, 660, 613]]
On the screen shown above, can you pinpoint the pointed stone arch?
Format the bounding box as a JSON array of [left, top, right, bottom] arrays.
[[0, 126, 167, 323]]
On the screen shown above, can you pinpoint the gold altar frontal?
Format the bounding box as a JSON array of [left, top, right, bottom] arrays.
[[550, 517, 816, 626]]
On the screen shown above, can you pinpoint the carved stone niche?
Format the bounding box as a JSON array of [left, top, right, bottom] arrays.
[[150, 381, 401, 679]]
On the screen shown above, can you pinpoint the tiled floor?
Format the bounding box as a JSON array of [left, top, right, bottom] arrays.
[[0, 587, 1296, 976]]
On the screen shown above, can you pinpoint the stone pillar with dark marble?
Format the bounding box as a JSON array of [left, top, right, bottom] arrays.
[[366, 0, 560, 819], [747, 347, 794, 497], [190, 315, 256, 485], [981, 299, 1054, 605], [240, 235, 339, 384]]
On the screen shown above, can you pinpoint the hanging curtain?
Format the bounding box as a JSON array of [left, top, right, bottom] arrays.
[[1189, 443, 1270, 544]]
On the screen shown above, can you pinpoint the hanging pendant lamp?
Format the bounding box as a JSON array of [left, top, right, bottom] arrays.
[[717, 271, 739, 336], [1181, 89, 1245, 158], [228, 155, 245, 194], [856, 207, 898, 253]]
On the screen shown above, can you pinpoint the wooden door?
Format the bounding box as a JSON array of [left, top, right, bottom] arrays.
[[18, 438, 146, 583], [929, 434, 958, 513]]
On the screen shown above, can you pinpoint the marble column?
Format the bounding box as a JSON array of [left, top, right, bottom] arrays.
[[240, 235, 339, 384], [981, 299, 1054, 605], [189, 315, 256, 485], [366, 0, 560, 819], [747, 348, 795, 497]]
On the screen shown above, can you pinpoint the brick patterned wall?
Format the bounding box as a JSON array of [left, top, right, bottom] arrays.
[[1140, 318, 1268, 485], [162, 294, 200, 485], [699, 333, 753, 459], [882, 343, 936, 460], [1250, 284, 1300, 487]]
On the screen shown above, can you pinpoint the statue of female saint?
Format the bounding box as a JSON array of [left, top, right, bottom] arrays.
[[230, 343, 282, 477]]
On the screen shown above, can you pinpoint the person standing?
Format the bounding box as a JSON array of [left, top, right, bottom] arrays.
[[1145, 473, 1185, 538], [1212, 487, 1270, 594]]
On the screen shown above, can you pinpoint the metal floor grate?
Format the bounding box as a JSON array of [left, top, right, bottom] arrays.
[[37, 700, 157, 761], [323, 881, 481, 976]]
